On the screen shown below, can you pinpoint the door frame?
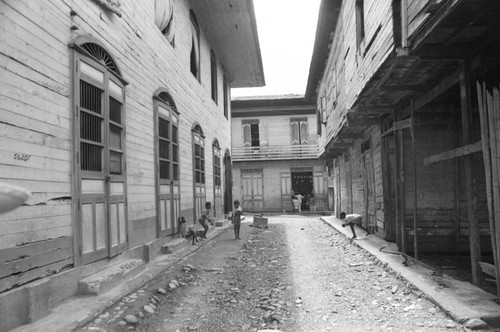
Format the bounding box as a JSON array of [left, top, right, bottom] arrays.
[[71, 37, 129, 266]]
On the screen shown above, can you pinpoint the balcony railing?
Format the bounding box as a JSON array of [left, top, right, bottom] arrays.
[[232, 144, 319, 161]]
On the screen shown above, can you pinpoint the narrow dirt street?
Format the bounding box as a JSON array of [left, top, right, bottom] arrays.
[[80, 216, 465, 332]]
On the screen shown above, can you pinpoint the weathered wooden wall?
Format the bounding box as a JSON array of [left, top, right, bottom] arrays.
[[318, 0, 395, 144], [402, 106, 489, 253], [0, 0, 232, 294]]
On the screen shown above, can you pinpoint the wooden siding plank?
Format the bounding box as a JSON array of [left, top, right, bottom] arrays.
[[423, 141, 482, 165], [0, 237, 72, 278], [0, 258, 72, 294]]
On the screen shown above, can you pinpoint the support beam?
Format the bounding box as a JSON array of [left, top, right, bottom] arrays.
[[380, 84, 431, 92], [346, 115, 381, 127], [460, 60, 481, 286], [423, 141, 482, 165], [402, 69, 460, 114]]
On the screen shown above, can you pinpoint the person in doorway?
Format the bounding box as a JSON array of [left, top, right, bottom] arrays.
[[291, 191, 299, 212], [295, 192, 304, 212], [198, 202, 215, 239], [339, 212, 362, 239], [232, 200, 243, 239]]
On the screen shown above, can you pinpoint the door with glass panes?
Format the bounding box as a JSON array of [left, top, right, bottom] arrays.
[[155, 92, 180, 237], [74, 47, 127, 265]]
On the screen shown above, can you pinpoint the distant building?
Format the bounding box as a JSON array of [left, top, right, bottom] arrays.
[[307, 0, 500, 292], [231, 95, 327, 213], [0, 0, 264, 329]]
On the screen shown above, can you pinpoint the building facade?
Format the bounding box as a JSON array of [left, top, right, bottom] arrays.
[[0, 0, 264, 329], [306, 0, 500, 293], [231, 96, 327, 213]]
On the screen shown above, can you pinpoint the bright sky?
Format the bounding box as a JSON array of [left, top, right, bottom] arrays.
[[231, 0, 321, 98]]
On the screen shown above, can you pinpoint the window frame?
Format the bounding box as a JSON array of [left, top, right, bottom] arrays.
[[155, 93, 180, 185], [190, 10, 201, 81], [223, 76, 229, 119], [210, 50, 218, 104], [192, 125, 205, 185], [76, 53, 126, 181]]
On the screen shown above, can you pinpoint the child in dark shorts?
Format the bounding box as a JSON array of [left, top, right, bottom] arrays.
[[232, 200, 243, 239], [198, 202, 214, 239]]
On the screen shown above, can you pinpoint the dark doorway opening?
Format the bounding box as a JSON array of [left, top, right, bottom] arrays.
[[291, 171, 313, 211]]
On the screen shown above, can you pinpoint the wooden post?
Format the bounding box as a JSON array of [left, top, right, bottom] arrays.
[[459, 60, 481, 286], [477, 82, 500, 295], [398, 123, 407, 253], [394, 111, 402, 250], [488, 86, 500, 295], [401, 0, 408, 48], [453, 104, 460, 254], [493, 87, 500, 295], [410, 100, 418, 259]]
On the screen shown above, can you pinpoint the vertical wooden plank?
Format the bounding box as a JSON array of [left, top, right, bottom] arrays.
[[95, 203, 106, 251], [110, 203, 118, 246], [460, 60, 481, 286], [398, 128, 406, 253], [410, 101, 418, 259], [81, 203, 93, 254], [490, 86, 500, 295], [476, 82, 500, 295], [119, 202, 126, 244]]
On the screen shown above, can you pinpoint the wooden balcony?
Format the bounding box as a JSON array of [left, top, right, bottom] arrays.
[[232, 144, 319, 162]]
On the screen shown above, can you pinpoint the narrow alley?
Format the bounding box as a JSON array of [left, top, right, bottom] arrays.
[[79, 216, 465, 332]]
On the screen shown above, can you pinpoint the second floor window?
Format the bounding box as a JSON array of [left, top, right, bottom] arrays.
[[356, 0, 365, 50], [190, 10, 200, 79], [211, 50, 218, 103], [243, 120, 260, 147], [223, 76, 229, 119], [291, 117, 308, 145]]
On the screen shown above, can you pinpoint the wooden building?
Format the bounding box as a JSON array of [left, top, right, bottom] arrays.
[[231, 95, 327, 213], [306, 0, 500, 294], [0, 0, 264, 329]]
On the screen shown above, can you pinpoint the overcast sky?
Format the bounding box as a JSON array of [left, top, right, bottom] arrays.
[[231, 0, 321, 98]]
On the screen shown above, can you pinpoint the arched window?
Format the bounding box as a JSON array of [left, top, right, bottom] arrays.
[[70, 36, 128, 264], [190, 10, 200, 80], [154, 89, 180, 236]]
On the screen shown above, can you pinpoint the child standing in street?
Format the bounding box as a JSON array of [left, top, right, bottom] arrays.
[[232, 200, 243, 240], [198, 202, 215, 239]]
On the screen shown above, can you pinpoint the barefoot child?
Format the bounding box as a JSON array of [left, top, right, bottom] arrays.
[[232, 200, 243, 239], [339, 212, 362, 239], [198, 202, 215, 239]]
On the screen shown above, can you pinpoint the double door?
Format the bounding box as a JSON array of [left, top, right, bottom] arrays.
[[241, 170, 263, 211], [76, 54, 128, 264]]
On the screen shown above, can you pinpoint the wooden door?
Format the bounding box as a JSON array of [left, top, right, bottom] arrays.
[[76, 54, 127, 264], [156, 100, 180, 237], [213, 144, 223, 218], [280, 172, 292, 212], [362, 143, 376, 232], [223, 151, 233, 215], [382, 135, 397, 241], [241, 170, 263, 211], [313, 172, 326, 211]]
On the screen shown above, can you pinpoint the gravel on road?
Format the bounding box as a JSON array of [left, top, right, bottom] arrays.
[[80, 216, 468, 332]]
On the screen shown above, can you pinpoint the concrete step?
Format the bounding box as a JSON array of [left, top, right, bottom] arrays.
[[78, 259, 144, 295], [160, 237, 189, 254]]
